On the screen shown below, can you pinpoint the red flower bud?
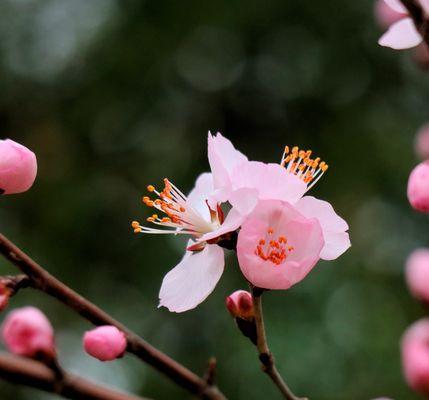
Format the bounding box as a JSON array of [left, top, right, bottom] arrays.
[[225, 290, 254, 320]]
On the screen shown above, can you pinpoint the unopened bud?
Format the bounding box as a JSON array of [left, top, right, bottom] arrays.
[[83, 326, 127, 362], [1, 306, 55, 358], [225, 290, 254, 320]]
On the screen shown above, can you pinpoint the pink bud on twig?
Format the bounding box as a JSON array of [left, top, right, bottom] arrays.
[[83, 326, 127, 362], [1, 306, 55, 358]]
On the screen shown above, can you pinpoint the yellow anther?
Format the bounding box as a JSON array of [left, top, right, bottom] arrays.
[[161, 217, 171, 223], [284, 146, 290, 154], [147, 217, 155, 222], [131, 221, 140, 228], [147, 185, 155, 192], [152, 214, 158, 219]]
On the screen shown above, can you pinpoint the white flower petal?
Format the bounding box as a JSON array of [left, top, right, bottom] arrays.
[[379, 18, 422, 50], [159, 243, 224, 312], [187, 172, 215, 221]]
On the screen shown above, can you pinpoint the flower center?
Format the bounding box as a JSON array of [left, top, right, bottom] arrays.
[[131, 178, 221, 237], [281, 146, 328, 191], [254, 227, 294, 265]]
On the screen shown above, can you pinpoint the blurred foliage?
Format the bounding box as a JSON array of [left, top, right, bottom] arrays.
[[0, 0, 428, 399]]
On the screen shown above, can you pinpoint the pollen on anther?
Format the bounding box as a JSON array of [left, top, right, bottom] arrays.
[[131, 221, 140, 229], [147, 185, 155, 192]]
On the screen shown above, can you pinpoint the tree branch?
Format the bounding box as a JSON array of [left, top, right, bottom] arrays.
[[399, 0, 429, 46], [250, 286, 307, 400], [0, 352, 148, 400], [0, 233, 226, 400]]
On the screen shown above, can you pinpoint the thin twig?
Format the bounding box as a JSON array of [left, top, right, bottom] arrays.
[[399, 0, 429, 46], [250, 285, 307, 400], [0, 233, 226, 400], [0, 352, 149, 400]]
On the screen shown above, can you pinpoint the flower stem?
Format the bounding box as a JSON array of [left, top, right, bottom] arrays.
[[250, 285, 307, 400]]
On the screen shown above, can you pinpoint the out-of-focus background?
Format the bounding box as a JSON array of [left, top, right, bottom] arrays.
[[0, 0, 427, 399]]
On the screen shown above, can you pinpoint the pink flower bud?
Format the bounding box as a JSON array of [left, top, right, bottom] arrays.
[[406, 249, 429, 304], [0, 139, 37, 195], [402, 319, 429, 396], [1, 306, 55, 358], [415, 123, 429, 160], [374, 0, 406, 28], [225, 290, 254, 320], [407, 161, 429, 212], [83, 326, 127, 361]]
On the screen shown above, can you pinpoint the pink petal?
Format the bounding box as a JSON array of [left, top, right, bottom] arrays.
[[384, 0, 407, 13], [295, 196, 350, 260], [231, 161, 307, 204], [158, 243, 224, 312], [228, 187, 259, 215], [208, 131, 248, 190], [237, 200, 324, 290], [379, 18, 422, 49]]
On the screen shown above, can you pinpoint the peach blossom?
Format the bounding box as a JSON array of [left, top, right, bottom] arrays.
[[378, 0, 428, 49], [0, 139, 37, 195], [1, 306, 55, 358], [237, 200, 324, 290], [83, 326, 127, 362]]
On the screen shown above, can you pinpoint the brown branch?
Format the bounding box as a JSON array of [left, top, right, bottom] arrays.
[[399, 0, 429, 46], [0, 352, 148, 400], [250, 286, 307, 400], [0, 233, 226, 400]]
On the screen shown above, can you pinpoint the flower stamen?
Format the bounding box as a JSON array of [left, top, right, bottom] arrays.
[[281, 145, 328, 191], [132, 178, 221, 237], [254, 228, 293, 265]]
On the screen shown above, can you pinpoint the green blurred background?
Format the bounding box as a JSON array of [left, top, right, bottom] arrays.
[[0, 0, 428, 399]]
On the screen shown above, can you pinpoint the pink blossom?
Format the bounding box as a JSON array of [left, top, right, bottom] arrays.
[[375, 0, 407, 28], [378, 0, 429, 49], [83, 326, 127, 362], [1, 306, 55, 358], [407, 161, 429, 212], [225, 290, 254, 320], [402, 319, 429, 396], [237, 200, 324, 290], [406, 249, 429, 304], [225, 147, 350, 262], [415, 123, 429, 160], [0, 139, 37, 195], [132, 134, 349, 311]]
